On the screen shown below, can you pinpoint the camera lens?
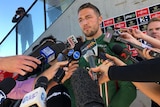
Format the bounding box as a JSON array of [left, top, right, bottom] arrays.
[[16, 10, 20, 14]]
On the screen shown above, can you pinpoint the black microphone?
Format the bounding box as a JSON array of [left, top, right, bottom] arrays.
[[70, 67, 104, 107], [66, 40, 83, 64], [20, 76, 48, 107], [0, 78, 16, 104], [46, 84, 71, 107], [97, 47, 108, 60], [86, 49, 98, 81], [53, 41, 83, 84], [34, 76, 48, 90], [112, 44, 139, 63], [115, 37, 160, 58]]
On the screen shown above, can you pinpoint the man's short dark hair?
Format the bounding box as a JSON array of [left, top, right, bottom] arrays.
[[147, 17, 160, 29], [18, 7, 25, 12], [78, 3, 101, 16]]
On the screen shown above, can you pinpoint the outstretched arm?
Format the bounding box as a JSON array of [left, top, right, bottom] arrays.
[[0, 55, 41, 75]]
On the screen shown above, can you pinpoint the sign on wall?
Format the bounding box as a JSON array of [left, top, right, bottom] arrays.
[[101, 3, 160, 33]]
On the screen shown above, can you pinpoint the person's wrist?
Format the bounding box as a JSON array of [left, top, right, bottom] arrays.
[[0, 57, 5, 70], [105, 70, 110, 81], [140, 33, 147, 40]]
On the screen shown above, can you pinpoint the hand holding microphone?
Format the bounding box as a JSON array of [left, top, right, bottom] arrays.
[[113, 31, 160, 58], [91, 54, 125, 84], [0, 55, 41, 76], [53, 41, 83, 84], [142, 48, 160, 59]]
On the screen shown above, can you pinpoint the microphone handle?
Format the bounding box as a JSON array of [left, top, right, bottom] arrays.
[[130, 56, 139, 63], [149, 51, 160, 58], [53, 68, 65, 84], [88, 55, 98, 82], [13, 100, 22, 107], [116, 37, 144, 50]]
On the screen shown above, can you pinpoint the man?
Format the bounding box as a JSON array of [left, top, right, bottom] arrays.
[[147, 17, 160, 41], [12, 7, 34, 53], [65, 3, 136, 107]]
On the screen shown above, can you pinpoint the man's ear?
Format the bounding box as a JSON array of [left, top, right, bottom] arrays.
[[98, 16, 103, 25]]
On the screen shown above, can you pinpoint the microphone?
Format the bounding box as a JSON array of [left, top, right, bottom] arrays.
[[115, 36, 160, 58], [66, 35, 78, 49], [30, 35, 79, 64], [30, 42, 66, 64], [80, 39, 98, 81], [97, 47, 108, 60], [46, 84, 71, 107], [66, 40, 83, 63], [20, 76, 48, 107], [81, 39, 98, 57], [0, 78, 16, 104], [112, 44, 139, 63], [53, 41, 83, 84], [86, 49, 98, 81], [115, 36, 144, 50], [70, 67, 104, 107]]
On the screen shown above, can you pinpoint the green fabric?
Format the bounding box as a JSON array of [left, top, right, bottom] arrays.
[[64, 34, 136, 107]]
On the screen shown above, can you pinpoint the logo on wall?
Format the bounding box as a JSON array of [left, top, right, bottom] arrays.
[[102, 3, 160, 32], [137, 15, 150, 25]]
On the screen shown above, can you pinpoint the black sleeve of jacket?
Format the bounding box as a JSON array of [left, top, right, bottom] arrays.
[[12, 15, 20, 23], [108, 58, 160, 82]]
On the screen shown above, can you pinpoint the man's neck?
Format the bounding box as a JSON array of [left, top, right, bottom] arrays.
[[86, 32, 102, 40]]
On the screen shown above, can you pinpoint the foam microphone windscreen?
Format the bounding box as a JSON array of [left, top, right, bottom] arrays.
[[70, 67, 104, 107], [0, 78, 16, 94], [46, 84, 71, 107], [34, 76, 48, 90], [111, 44, 124, 56]]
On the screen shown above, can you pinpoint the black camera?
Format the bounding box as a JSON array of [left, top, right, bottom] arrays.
[[16, 10, 23, 15]]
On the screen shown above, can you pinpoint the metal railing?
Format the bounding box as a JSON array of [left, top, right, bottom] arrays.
[[0, 0, 75, 56]]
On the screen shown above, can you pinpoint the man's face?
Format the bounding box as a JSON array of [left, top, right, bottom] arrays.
[[78, 8, 102, 38], [16, 9, 25, 16], [147, 21, 160, 40]]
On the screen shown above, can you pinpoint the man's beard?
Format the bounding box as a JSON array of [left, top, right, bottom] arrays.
[[83, 27, 99, 38]]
